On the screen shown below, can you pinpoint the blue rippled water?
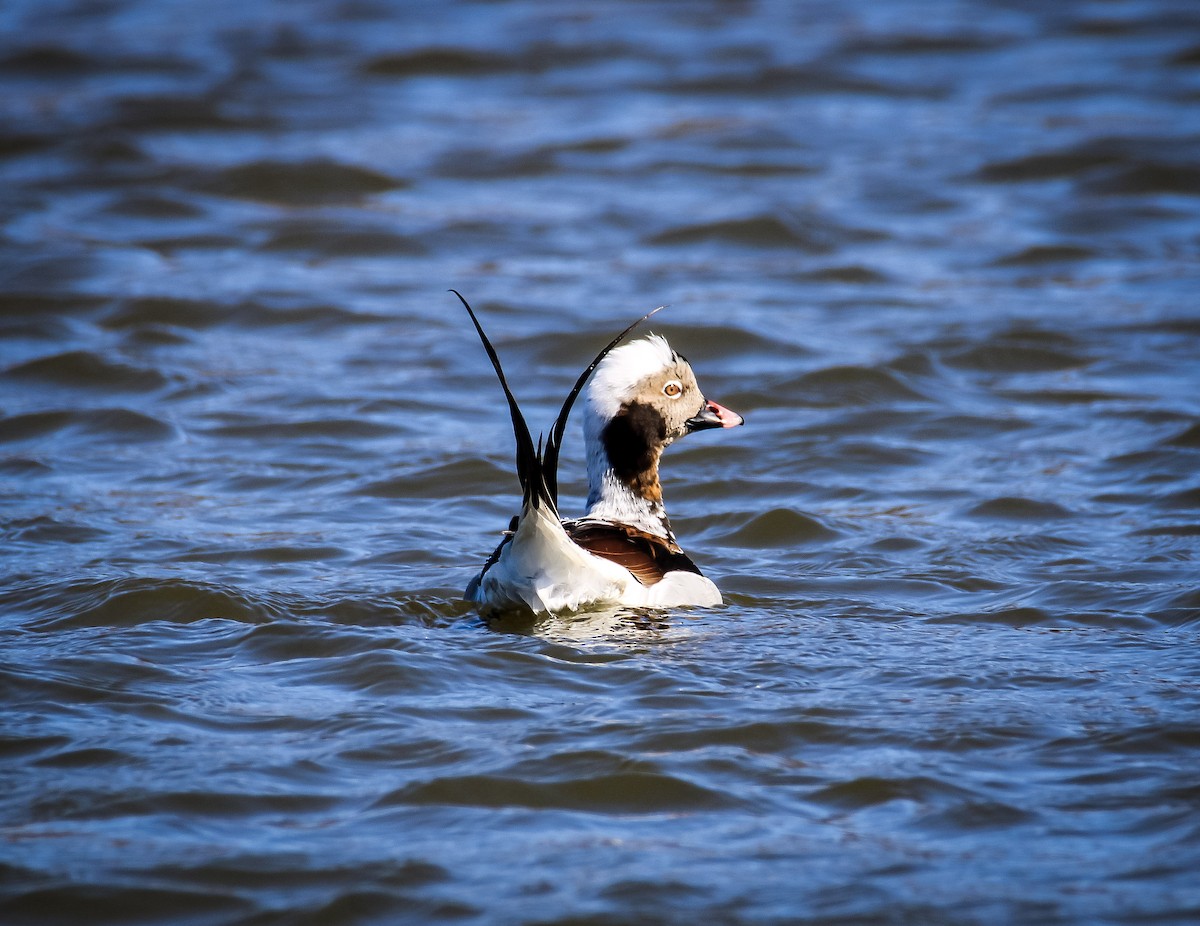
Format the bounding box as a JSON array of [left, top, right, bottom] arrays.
[[2, 0, 1200, 923]]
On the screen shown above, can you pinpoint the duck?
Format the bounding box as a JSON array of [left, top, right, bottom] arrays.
[[454, 290, 743, 615]]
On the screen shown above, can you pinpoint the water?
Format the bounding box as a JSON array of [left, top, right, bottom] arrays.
[[2, 0, 1200, 922]]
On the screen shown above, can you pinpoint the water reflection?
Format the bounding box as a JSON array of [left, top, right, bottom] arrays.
[[484, 604, 678, 641]]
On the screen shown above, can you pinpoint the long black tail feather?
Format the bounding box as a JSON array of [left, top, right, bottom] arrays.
[[454, 290, 661, 514], [451, 289, 549, 510]]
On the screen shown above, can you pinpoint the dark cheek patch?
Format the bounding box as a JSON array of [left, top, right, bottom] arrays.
[[602, 401, 666, 484]]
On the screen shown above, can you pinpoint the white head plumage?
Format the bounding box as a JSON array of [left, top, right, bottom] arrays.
[[584, 334, 678, 423]]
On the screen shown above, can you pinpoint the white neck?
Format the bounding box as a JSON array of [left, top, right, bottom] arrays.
[[583, 442, 674, 541]]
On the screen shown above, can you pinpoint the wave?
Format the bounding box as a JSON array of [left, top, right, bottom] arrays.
[[646, 213, 885, 251], [196, 159, 406, 205], [375, 770, 735, 813], [3, 351, 168, 392]]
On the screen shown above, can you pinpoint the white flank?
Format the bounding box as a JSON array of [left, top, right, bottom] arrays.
[[467, 500, 721, 613]]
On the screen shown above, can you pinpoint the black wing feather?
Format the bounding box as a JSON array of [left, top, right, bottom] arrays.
[[565, 519, 702, 587]]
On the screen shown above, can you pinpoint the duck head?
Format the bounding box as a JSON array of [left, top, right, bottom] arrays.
[[583, 335, 742, 529]]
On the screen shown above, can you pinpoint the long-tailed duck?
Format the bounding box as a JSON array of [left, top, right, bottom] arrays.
[[455, 290, 743, 615]]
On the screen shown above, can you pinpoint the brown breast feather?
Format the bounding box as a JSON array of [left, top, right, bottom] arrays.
[[565, 520, 703, 587]]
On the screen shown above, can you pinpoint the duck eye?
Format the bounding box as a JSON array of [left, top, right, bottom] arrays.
[[663, 380, 683, 398]]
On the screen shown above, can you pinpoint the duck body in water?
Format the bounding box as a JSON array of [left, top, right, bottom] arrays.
[[455, 291, 743, 615]]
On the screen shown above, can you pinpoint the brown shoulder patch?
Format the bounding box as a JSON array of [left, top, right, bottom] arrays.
[[566, 520, 703, 587]]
